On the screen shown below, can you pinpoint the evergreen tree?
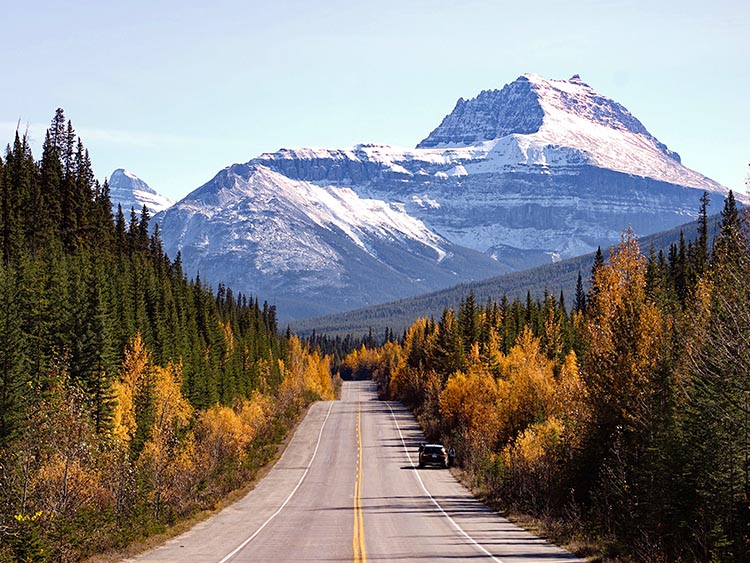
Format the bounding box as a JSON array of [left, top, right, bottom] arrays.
[[2, 131, 34, 263], [39, 129, 64, 246], [115, 203, 127, 251], [713, 190, 744, 268], [0, 265, 28, 448], [694, 191, 710, 276], [432, 307, 464, 378], [589, 246, 604, 305], [574, 270, 586, 313], [458, 291, 479, 353]]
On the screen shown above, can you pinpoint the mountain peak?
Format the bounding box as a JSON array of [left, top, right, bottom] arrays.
[[109, 168, 174, 213], [417, 73, 680, 163]]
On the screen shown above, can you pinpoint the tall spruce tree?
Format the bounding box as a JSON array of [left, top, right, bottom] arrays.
[[574, 270, 586, 313], [0, 265, 28, 448]]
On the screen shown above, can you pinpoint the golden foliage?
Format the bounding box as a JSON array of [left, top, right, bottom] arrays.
[[585, 231, 668, 427], [495, 328, 556, 442], [439, 362, 500, 449], [32, 455, 108, 519], [506, 416, 564, 467], [195, 405, 248, 466], [111, 333, 150, 444], [151, 361, 193, 432]]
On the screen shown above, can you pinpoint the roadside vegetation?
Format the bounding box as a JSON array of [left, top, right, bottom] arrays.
[[0, 111, 334, 562], [341, 190, 750, 562]]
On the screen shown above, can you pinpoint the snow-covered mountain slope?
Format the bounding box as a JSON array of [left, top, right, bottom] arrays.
[[156, 73, 730, 320], [109, 169, 174, 214], [156, 164, 508, 319]]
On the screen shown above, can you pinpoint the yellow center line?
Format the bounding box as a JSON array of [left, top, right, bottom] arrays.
[[353, 394, 367, 562]]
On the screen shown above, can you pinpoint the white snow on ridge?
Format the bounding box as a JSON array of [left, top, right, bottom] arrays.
[[131, 189, 174, 212], [178, 165, 449, 272]]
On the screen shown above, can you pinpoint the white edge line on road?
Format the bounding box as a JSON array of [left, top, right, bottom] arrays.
[[217, 400, 335, 563], [385, 401, 505, 563]]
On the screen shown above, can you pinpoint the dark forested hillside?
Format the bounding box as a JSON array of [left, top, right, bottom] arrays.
[[292, 213, 719, 339], [0, 110, 333, 562]]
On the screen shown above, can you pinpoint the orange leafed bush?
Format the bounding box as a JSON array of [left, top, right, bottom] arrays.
[[495, 328, 556, 443]]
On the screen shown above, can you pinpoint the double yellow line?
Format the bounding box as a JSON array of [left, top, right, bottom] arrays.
[[353, 398, 367, 562]]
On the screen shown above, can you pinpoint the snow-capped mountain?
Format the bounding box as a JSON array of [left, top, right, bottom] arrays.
[[157, 164, 506, 318], [156, 73, 728, 320], [109, 169, 173, 214]]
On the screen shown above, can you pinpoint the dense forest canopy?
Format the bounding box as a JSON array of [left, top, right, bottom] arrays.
[[0, 110, 334, 562]]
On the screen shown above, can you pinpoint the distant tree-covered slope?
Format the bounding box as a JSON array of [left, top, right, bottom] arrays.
[[292, 214, 716, 338]]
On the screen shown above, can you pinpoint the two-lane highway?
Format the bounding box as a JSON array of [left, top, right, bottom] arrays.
[[127, 381, 583, 562]]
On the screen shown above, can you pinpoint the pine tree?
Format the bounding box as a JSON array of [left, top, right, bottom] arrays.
[[138, 205, 151, 251], [588, 246, 604, 305], [574, 270, 586, 313], [115, 204, 127, 251], [0, 265, 28, 448], [458, 291, 479, 353], [432, 307, 464, 378], [60, 120, 79, 251], [2, 131, 34, 263], [39, 128, 64, 246], [694, 191, 710, 276], [713, 190, 744, 268]]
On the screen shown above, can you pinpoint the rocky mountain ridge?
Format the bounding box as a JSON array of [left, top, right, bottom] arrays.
[[155, 73, 728, 320]]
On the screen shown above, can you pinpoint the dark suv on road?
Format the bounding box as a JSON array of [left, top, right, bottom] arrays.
[[418, 444, 448, 468]]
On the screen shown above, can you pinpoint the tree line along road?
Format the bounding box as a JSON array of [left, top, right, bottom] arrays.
[[126, 380, 583, 562]]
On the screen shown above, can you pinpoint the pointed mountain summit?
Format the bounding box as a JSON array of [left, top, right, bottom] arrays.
[[417, 73, 696, 185], [419, 73, 673, 152], [109, 169, 174, 214], [156, 73, 729, 320]]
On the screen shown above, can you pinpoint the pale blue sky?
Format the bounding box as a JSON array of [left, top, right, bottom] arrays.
[[2, 0, 747, 201]]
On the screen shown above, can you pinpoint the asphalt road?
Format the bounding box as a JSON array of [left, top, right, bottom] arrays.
[[126, 380, 583, 562]]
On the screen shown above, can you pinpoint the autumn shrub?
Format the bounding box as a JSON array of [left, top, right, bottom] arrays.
[[500, 417, 565, 513], [439, 359, 500, 468]]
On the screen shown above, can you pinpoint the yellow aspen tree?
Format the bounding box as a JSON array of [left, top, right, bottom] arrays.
[[481, 326, 504, 379], [137, 361, 193, 518], [194, 405, 247, 471], [239, 390, 274, 440], [111, 333, 150, 445], [440, 361, 500, 452], [496, 328, 556, 444], [551, 350, 590, 453], [150, 361, 192, 433], [585, 229, 666, 430]]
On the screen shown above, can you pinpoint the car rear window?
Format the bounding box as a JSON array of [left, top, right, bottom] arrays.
[[424, 446, 443, 454]]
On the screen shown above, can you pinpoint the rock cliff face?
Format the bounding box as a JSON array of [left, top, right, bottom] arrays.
[[156, 74, 728, 320], [417, 76, 544, 147]]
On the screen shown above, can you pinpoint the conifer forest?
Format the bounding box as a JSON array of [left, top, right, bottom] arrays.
[[0, 111, 334, 561]]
